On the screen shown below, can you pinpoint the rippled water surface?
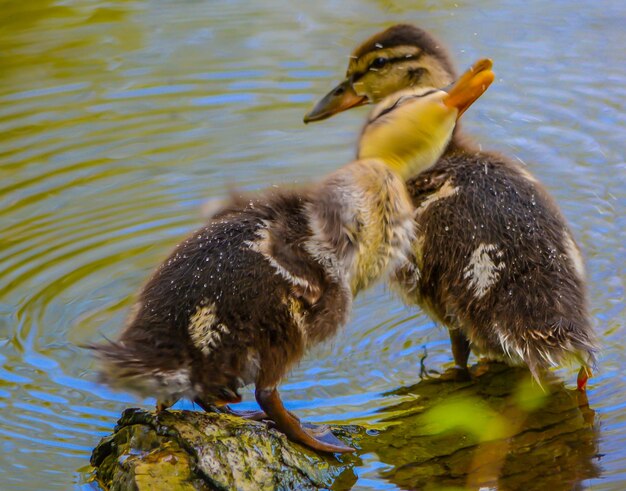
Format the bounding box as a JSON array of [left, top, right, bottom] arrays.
[[1, 1, 624, 489]]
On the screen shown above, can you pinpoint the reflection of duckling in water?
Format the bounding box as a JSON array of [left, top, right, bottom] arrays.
[[90, 61, 494, 453], [305, 24, 598, 388], [371, 362, 600, 490]]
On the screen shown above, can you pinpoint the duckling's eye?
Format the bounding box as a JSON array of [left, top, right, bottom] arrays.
[[370, 57, 388, 70]]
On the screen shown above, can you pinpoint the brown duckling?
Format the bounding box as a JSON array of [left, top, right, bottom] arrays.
[[305, 24, 597, 389], [90, 60, 494, 453]]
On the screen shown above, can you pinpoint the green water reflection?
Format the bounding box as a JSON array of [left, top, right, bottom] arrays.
[[366, 363, 599, 490]]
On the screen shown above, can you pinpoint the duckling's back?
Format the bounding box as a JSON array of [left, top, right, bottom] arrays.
[[92, 158, 420, 405], [398, 148, 597, 374], [92, 192, 342, 403], [92, 161, 410, 403]]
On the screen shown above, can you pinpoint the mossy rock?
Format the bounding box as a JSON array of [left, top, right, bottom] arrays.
[[89, 363, 600, 490], [90, 408, 361, 491]]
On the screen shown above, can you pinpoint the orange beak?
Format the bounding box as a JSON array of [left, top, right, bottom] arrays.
[[303, 79, 368, 123], [443, 58, 495, 120]]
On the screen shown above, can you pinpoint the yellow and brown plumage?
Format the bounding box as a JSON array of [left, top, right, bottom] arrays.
[[305, 24, 597, 388], [90, 61, 494, 453]]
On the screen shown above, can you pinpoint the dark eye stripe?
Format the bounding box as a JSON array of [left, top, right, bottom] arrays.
[[370, 57, 387, 69], [352, 52, 423, 83], [368, 55, 408, 70], [368, 52, 423, 70]]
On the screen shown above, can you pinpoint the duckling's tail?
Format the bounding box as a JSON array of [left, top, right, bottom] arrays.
[[86, 338, 149, 384], [522, 319, 598, 385], [86, 339, 193, 400]]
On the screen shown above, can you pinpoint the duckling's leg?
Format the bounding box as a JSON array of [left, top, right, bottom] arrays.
[[255, 387, 354, 454], [577, 365, 592, 391], [193, 397, 268, 420], [442, 328, 471, 381], [155, 397, 179, 413], [222, 406, 268, 421], [222, 406, 332, 434], [449, 328, 470, 369]]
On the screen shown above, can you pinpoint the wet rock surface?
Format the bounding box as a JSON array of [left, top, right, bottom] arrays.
[[90, 408, 361, 490], [90, 363, 600, 490]]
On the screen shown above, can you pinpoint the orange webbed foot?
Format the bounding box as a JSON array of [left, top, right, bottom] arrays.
[[255, 388, 354, 454], [577, 366, 592, 391]]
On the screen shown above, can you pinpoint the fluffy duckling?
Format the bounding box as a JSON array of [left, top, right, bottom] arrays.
[[305, 24, 597, 388], [90, 60, 494, 453]]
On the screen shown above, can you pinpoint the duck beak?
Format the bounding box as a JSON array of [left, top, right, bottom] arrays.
[[443, 58, 495, 120], [303, 79, 368, 123]]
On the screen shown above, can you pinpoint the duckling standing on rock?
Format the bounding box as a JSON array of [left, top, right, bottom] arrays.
[[90, 60, 494, 453], [305, 24, 597, 389]]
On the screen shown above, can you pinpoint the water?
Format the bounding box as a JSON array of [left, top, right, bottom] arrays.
[[0, 0, 624, 489]]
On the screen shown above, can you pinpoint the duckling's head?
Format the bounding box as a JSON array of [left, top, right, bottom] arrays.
[[358, 59, 493, 180], [305, 24, 457, 123]]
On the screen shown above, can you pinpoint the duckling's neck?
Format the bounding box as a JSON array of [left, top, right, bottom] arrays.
[[358, 109, 457, 181], [380, 135, 455, 181], [443, 124, 480, 156], [346, 159, 417, 293], [306, 159, 415, 295]]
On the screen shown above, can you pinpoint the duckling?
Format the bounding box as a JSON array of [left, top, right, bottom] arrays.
[[305, 24, 597, 389], [90, 60, 494, 453]]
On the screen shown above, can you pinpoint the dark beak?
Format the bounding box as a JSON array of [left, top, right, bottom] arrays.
[[303, 79, 368, 123]]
